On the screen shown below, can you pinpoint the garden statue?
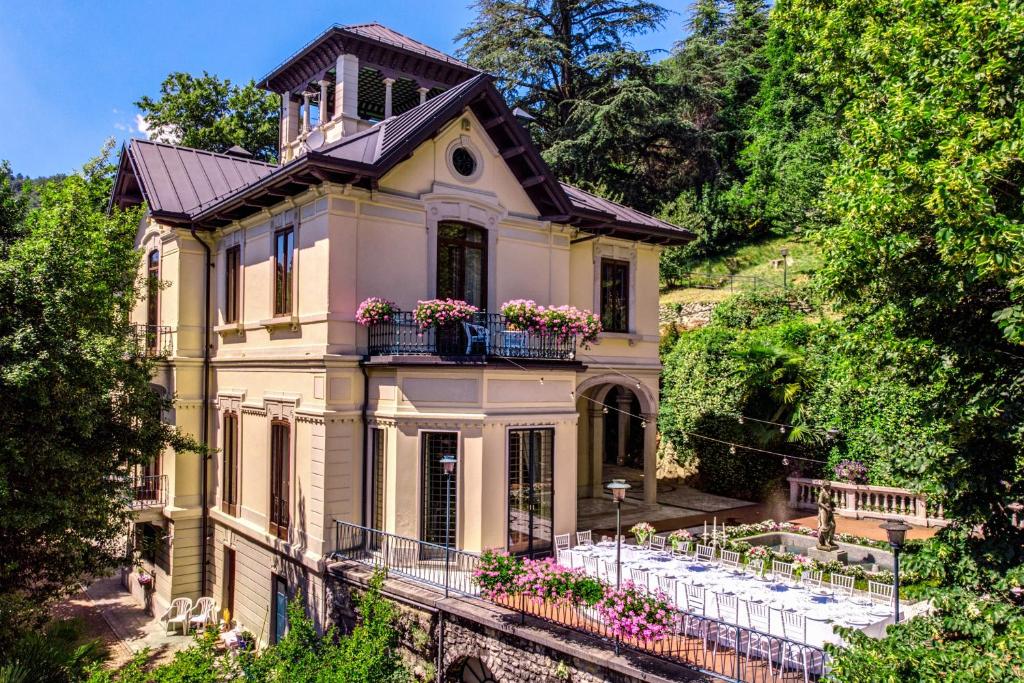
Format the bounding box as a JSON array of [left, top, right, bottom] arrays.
[[816, 483, 838, 550]]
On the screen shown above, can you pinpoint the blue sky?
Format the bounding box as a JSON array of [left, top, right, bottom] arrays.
[[0, 1, 687, 178]]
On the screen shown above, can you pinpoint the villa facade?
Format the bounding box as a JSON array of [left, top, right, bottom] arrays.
[[112, 23, 691, 641]]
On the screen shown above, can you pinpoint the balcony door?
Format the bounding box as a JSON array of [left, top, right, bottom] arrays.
[[508, 428, 554, 557], [421, 431, 458, 559], [437, 222, 486, 309]]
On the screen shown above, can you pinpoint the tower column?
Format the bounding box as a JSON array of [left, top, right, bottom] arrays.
[[318, 79, 330, 126], [334, 53, 360, 131], [383, 78, 396, 119], [417, 86, 429, 105], [301, 92, 311, 134]]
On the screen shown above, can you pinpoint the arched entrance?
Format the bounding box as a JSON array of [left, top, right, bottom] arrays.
[[575, 375, 658, 505], [451, 657, 498, 683]]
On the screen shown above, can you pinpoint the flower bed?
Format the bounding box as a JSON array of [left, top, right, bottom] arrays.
[[473, 550, 674, 641], [413, 299, 478, 328], [356, 297, 398, 326]]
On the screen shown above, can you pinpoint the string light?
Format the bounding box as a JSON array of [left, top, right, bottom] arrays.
[[729, 445, 736, 454]]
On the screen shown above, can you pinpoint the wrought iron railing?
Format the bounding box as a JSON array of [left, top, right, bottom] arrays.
[[329, 520, 828, 682], [131, 324, 173, 357], [367, 312, 576, 361], [130, 474, 167, 509], [331, 520, 481, 597]]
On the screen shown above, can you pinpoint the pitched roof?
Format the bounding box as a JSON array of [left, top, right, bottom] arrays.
[[111, 140, 275, 219], [259, 23, 476, 94], [112, 76, 693, 245]]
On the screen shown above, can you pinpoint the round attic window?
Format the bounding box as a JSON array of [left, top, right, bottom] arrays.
[[451, 147, 477, 178]]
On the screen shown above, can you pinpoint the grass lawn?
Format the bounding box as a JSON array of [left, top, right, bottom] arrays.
[[661, 234, 823, 307]]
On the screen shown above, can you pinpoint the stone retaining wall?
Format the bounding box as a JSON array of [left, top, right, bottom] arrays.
[[659, 302, 716, 330]]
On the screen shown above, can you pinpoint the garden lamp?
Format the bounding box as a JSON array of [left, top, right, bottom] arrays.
[[880, 519, 912, 623], [606, 478, 631, 655], [440, 455, 457, 596]]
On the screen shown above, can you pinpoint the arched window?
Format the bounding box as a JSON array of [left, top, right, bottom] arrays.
[[436, 222, 486, 308]]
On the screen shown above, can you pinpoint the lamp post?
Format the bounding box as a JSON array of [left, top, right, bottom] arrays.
[[880, 519, 911, 624], [780, 247, 790, 290], [606, 479, 631, 656], [440, 455, 457, 598]]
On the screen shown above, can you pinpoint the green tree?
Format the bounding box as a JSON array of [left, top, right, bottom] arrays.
[[136, 72, 280, 161], [0, 145, 198, 642]]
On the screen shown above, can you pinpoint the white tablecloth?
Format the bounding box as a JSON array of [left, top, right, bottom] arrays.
[[564, 543, 892, 649]]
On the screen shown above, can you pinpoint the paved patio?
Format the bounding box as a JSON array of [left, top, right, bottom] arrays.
[[81, 575, 198, 666]]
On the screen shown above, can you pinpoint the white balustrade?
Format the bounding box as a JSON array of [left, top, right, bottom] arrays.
[[787, 477, 948, 527]]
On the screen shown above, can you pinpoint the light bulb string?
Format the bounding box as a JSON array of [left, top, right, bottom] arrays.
[[495, 352, 825, 465], [575, 393, 827, 466]]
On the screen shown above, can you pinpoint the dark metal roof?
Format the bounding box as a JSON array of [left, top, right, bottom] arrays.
[[260, 23, 478, 94], [111, 140, 275, 220], [112, 75, 692, 245]]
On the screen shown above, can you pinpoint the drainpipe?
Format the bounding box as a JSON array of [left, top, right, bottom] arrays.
[[359, 362, 369, 529], [191, 227, 212, 596]]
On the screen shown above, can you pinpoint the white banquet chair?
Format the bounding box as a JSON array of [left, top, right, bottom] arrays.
[[650, 534, 667, 551], [711, 593, 742, 661], [746, 558, 765, 578], [720, 549, 741, 571], [598, 558, 615, 584], [715, 592, 740, 624], [771, 560, 794, 583], [868, 580, 895, 607], [189, 597, 217, 634], [554, 533, 571, 563], [830, 572, 855, 597], [780, 611, 812, 683], [745, 602, 776, 677], [161, 597, 192, 635], [696, 544, 715, 563], [629, 567, 650, 590], [803, 569, 823, 590], [583, 555, 599, 578], [683, 584, 709, 640], [658, 575, 679, 606], [575, 530, 593, 546]]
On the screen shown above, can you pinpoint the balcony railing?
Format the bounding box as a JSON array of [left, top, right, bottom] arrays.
[[131, 324, 173, 357], [130, 474, 167, 510], [367, 312, 576, 361], [329, 521, 827, 682]]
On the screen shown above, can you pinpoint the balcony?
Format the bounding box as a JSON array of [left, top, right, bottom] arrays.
[[130, 474, 167, 510], [131, 324, 173, 357], [367, 312, 577, 361]]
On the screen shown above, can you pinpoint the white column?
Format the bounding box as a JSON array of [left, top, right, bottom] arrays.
[[318, 79, 330, 126], [616, 392, 631, 467], [301, 92, 311, 134], [643, 413, 657, 505], [589, 406, 605, 498], [382, 78, 395, 119], [281, 93, 300, 142], [417, 86, 429, 105], [334, 53, 360, 122]]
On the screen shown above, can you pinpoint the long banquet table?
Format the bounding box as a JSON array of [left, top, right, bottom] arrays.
[[563, 542, 893, 650]]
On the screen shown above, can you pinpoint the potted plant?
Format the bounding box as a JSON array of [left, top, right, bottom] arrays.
[[137, 571, 154, 588], [630, 522, 656, 547], [356, 297, 398, 326], [500, 299, 542, 330], [537, 305, 601, 347], [414, 299, 479, 354]]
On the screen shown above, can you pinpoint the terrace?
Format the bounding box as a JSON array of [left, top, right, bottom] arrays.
[[366, 311, 578, 362]]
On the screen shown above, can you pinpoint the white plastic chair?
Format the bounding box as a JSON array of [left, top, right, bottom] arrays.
[[745, 602, 776, 677], [715, 592, 740, 624], [462, 321, 489, 354], [830, 572, 855, 597], [868, 580, 894, 606], [720, 549, 741, 570], [629, 567, 650, 590], [683, 584, 708, 639], [189, 597, 216, 634], [711, 594, 742, 658], [746, 558, 765, 578], [650, 534, 667, 551], [781, 611, 811, 683], [554, 533, 571, 562], [771, 560, 794, 583], [583, 555, 598, 578], [575, 530, 593, 546], [657, 575, 679, 607], [803, 569, 823, 590], [161, 597, 192, 635], [696, 544, 715, 562], [684, 584, 706, 616]]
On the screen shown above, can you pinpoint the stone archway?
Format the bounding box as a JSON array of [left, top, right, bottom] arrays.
[[452, 657, 498, 683], [576, 374, 658, 505]]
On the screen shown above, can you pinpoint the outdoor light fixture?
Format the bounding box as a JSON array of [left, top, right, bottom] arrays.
[[441, 455, 457, 596], [880, 519, 912, 623], [440, 455, 457, 476], [605, 478, 631, 655]]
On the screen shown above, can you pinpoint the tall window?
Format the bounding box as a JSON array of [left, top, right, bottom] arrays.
[[508, 428, 554, 557], [146, 250, 160, 349], [370, 428, 385, 532], [225, 245, 240, 324], [222, 412, 239, 516], [269, 421, 290, 539], [437, 222, 486, 308], [273, 227, 294, 316], [600, 258, 630, 333], [421, 432, 458, 554], [223, 547, 236, 621]]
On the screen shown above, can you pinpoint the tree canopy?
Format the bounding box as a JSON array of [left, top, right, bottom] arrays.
[[136, 72, 280, 162], [0, 149, 197, 644]]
